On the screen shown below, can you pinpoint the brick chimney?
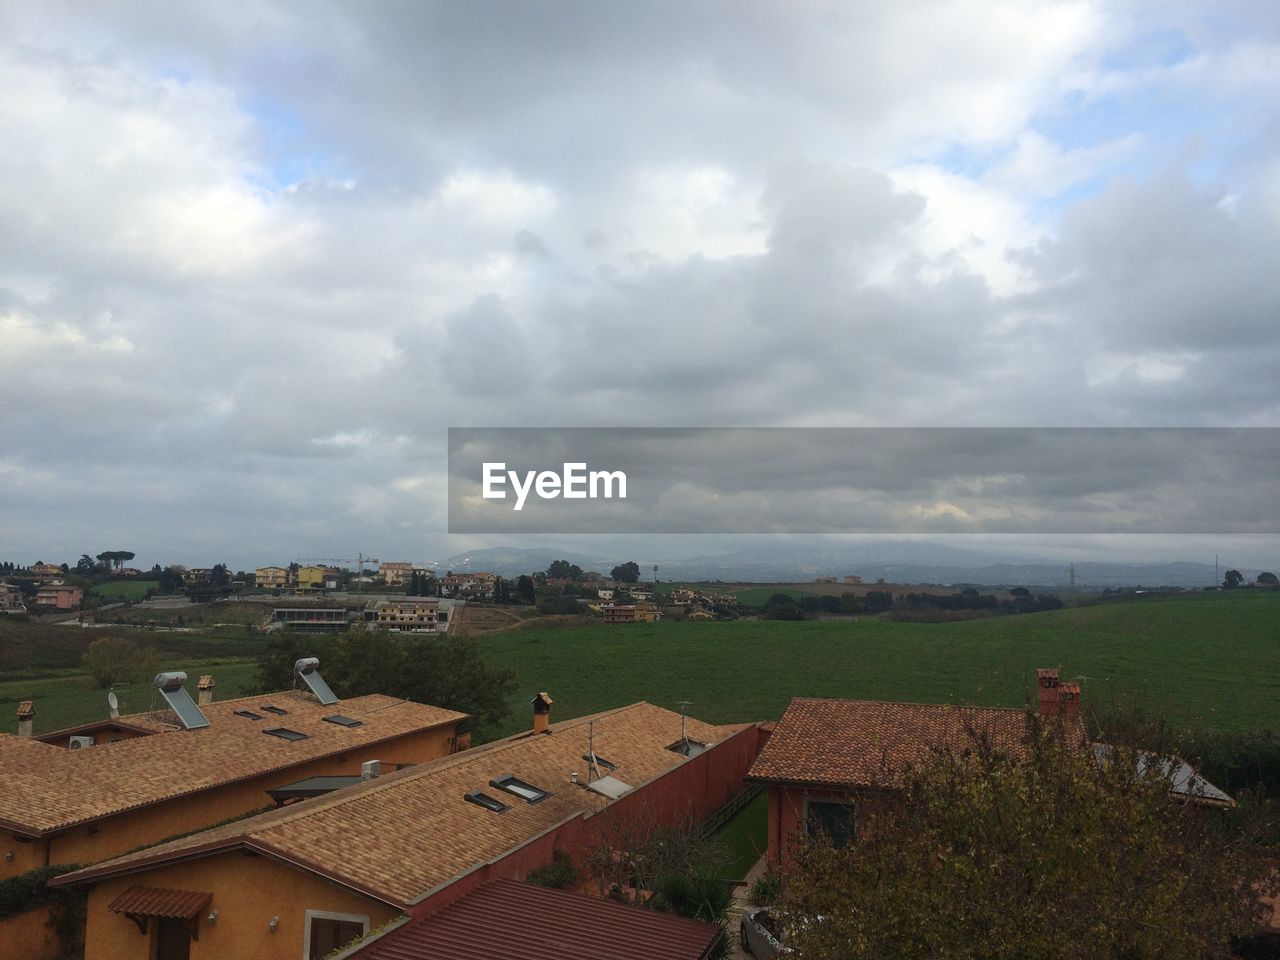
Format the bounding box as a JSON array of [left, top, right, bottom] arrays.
[[1036, 668, 1061, 716], [16, 701, 34, 739], [532, 692, 554, 735], [1059, 681, 1082, 718], [197, 675, 215, 706]]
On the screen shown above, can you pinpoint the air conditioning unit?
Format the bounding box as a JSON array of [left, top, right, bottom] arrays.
[[68, 735, 94, 750], [361, 760, 381, 781]]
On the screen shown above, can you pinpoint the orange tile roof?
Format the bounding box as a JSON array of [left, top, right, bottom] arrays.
[[748, 697, 1085, 789], [0, 691, 466, 836], [108, 886, 212, 920], [56, 702, 743, 908]]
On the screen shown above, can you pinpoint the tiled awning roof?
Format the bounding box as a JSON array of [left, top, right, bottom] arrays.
[[108, 886, 212, 920]]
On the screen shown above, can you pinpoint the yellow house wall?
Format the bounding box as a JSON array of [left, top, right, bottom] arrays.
[[82, 851, 399, 960], [0, 904, 63, 960], [1, 832, 49, 879], [44, 724, 457, 870]]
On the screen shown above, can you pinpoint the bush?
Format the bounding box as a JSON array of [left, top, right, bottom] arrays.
[[526, 850, 579, 889], [748, 870, 783, 906], [81, 637, 159, 689], [0, 864, 86, 951]]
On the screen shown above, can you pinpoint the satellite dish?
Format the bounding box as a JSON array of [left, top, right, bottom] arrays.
[[107, 691, 119, 718]]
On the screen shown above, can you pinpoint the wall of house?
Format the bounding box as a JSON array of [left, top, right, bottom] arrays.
[[1, 832, 49, 880], [81, 851, 399, 960], [0, 904, 63, 960], [44, 724, 457, 870], [767, 783, 891, 872]]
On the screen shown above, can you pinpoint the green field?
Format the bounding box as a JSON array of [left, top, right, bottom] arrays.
[[87, 579, 160, 603], [479, 592, 1280, 736]]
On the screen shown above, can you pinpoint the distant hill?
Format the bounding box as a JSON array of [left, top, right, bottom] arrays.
[[443, 541, 1254, 588]]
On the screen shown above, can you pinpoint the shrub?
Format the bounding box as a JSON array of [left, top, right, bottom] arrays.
[[526, 850, 579, 889]]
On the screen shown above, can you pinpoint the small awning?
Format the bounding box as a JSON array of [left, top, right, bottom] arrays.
[[109, 887, 211, 937]]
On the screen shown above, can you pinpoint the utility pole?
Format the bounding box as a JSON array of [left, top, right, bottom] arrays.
[[1068, 563, 1077, 606]]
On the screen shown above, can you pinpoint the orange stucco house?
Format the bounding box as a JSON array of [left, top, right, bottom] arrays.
[[0, 667, 466, 960], [747, 669, 1088, 872]]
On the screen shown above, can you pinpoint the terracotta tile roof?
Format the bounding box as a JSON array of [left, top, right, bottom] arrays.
[[56, 703, 741, 908], [108, 886, 212, 920], [0, 691, 466, 836], [347, 879, 721, 960], [748, 697, 1085, 789]]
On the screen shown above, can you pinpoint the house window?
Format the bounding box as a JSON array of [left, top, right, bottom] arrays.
[[261, 705, 288, 716], [263, 727, 309, 741], [303, 910, 368, 959], [464, 790, 509, 813], [805, 799, 856, 849]]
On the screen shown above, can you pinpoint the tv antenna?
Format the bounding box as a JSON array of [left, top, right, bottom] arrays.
[[676, 699, 692, 749]]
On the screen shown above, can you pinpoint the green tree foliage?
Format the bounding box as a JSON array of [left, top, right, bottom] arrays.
[[515, 574, 536, 604], [1224, 569, 1245, 589], [610, 561, 641, 583], [546, 559, 584, 581], [81, 637, 160, 689], [781, 718, 1275, 959], [526, 850, 580, 889], [254, 628, 517, 733], [1257, 572, 1278, 586]]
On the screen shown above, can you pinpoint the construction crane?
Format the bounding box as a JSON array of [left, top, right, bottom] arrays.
[[296, 554, 381, 592]]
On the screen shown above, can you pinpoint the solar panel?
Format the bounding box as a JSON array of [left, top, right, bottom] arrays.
[[585, 775, 632, 800], [153, 672, 210, 730], [293, 657, 340, 706]]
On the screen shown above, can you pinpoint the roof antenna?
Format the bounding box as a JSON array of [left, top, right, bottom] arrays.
[[586, 720, 602, 782], [676, 699, 692, 752]]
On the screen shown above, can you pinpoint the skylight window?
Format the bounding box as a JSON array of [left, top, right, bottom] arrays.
[[667, 738, 707, 757], [490, 774, 550, 804], [263, 727, 308, 741], [464, 791, 509, 813], [234, 710, 263, 720], [261, 705, 288, 716], [583, 753, 617, 771], [323, 715, 363, 728]]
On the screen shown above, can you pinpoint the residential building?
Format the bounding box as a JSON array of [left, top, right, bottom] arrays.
[[843, 575, 863, 584], [26, 563, 63, 580], [747, 669, 1089, 872], [57, 699, 761, 960], [0, 671, 467, 882], [342, 879, 723, 960], [371, 599, 444, 633], [296, 565, 327, 589], [255, 566, 290, 590], [378, 562, 413, 586], [598, 603, 660, 624], [441, 571, 498, 598], [0, 583, 25, 615], [33, 584, 83, 609], [271, 607, 353, 631]]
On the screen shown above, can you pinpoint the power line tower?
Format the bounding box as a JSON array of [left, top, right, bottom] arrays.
[[653, 564, 659, 584], [1068, 563, 1077, 606]]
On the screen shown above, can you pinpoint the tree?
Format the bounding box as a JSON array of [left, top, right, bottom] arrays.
[[515, 575, 536, 604], [545, 560, 584, 581], [82, 637, 159, 689], [610, 561, 641, 583], [254, 628, 517, 733], [1257, 572, 1278, 586], [780, 717, 1275, 960], [1223, 569, 1245, 589]]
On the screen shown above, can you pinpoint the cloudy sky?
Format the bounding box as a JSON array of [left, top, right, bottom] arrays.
[[1, 2, 1278, 570]]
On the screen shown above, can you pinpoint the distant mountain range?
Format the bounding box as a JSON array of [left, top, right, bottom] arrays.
[[441, 543, 1254, 588]]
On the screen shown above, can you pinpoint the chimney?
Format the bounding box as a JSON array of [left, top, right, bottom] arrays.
[[197, 675, 215, 706], [1036, 668, 1060, 716], [16, 701, 34, 739], [532, 692, 554, 735], [1059, 681, 1082, 719]]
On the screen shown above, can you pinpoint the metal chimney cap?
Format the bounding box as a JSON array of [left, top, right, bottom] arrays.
[[293, 657, 320, 676], [154, 672, 188, 691]]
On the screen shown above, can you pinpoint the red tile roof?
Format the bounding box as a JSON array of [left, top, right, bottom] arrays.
[[748, 697, 1085, 789], [346, 880, 722, 960], [108, 886, 212, 920]]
